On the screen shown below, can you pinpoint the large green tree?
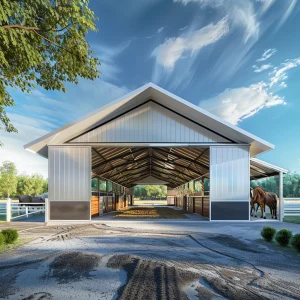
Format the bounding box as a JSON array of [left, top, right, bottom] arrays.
[[134, 185, 167, 199], [0, 0, 100, 144], [16, 174, 48, 196], [0, 161, 18, 197]]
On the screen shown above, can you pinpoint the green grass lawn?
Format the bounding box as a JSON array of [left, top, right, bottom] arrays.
[[283, 216, 300, 224], [0, 238, 33, 253], [114, 207, 188, 219]]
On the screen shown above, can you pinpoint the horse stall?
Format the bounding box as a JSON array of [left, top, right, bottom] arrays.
[[167, 196, 175, 206], [183, 196, 187, 211], [187, 197, 194, 213], [107, 196, 113, 212], [91, 195, 99, 217]]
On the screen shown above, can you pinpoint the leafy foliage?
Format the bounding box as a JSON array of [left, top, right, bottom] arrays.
[[16, 173, 47, 196], [0, 233, 5, 246], [291, 234, 300, 252], [1, 228, 19, 244], [0, 0, 100, 143], [275, 228, 292, 247], [0, 161, 47, 197], [261, 226, 276, 242], [251, 173, 300, 197], [134, 185, 167, 199], [0, 161, 18, 197]]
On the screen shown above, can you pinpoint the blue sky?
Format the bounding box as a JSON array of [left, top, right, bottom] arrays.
[[1, 0, 300, 177]]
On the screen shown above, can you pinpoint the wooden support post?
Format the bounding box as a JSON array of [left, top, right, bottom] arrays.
[[279, 171, 284, 221]]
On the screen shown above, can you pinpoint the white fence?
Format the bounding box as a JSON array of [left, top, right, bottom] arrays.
[[284, 198, 300, 216], [1, 198, 46, 222]]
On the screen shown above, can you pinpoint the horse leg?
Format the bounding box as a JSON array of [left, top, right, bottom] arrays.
[[261, 204, 266, 219], [270, 204, 274, 219], [255, 204, 259, 217], [263, 204, 266, 219]]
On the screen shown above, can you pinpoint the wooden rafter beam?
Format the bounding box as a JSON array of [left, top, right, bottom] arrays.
[[151, 171, 182, 186], [92, 148, 148, 170], [96, 157, 150, 176], [151, 155, 203, 177], [151, 162, 194, 181], [155, 148, 209, 171], [108, 165, 150, 180]]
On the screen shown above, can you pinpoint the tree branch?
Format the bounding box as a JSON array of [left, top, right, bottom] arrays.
[[1, 25, 40, 31]]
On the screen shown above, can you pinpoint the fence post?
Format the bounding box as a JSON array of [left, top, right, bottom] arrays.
[[45, 198, 49, 222], [6, 198, 11, 222], [279, 171, 284, 222]]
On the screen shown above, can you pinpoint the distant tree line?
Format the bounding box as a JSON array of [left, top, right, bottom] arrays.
[[134, 185, 167, 199], [0, 161, 48, 198], [251, 172, 300, 197]]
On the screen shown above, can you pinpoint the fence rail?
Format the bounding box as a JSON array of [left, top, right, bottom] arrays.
[[284, 198, 300, 216], [1, 199, 45, 221], [10, 203, 45, 220]]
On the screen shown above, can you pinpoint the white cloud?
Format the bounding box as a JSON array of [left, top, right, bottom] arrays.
[[157, 27, 164, 33], [199, 55, 300, 124], [277, 0, 297, 29], [174, 0, 259, 42], [93, 42, 131, 81], [269, 58, 300, 87], [257, 48, 277, 62], [152, 17, 229, 70], [199, 83, 286, 125], [256, 0, 276, 14], [252, 63, 273, 72], [0, 114, 49, 178]]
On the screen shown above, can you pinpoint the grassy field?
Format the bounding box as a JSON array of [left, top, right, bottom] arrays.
[[283, 216, 300, 224], [114, 207, 188, 219]]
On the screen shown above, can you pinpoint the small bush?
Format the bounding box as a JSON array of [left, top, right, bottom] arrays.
[[261, 226, 276, 242], [291, 234, 300, 252], [1, 229, 19, 244], [0, 233, 5, 246], [275, 228, 292, 247]]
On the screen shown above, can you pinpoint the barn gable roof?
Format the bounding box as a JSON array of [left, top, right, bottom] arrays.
[[24, 82, 274, 157]]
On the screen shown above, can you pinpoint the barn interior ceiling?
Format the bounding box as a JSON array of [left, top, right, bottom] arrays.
[[91, 146, 279, 188]]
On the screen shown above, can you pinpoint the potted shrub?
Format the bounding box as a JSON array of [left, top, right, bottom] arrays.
[[261, 226, 276, 242], [275, 229, 292, 247], [291, 234, 300, 252]]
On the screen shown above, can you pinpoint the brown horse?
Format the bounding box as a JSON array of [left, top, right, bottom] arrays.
[[251, 186, 267, 219], [265, 192, 278, 219], [251, 187, 278, 219]]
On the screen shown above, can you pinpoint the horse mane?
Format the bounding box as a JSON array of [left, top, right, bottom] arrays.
[[253, 186, 266, 197]]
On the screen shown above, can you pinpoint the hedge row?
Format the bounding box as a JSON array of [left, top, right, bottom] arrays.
[[261, 226, 300, 251]]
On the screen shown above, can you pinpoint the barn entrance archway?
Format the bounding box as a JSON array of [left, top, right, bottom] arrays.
[[91, 146, 211, 219]]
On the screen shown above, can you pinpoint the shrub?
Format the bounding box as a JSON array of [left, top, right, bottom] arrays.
[[0, 233, 5, 246], [275, 229, 292, 247], [261, 226, 276, 242], [1, 229, 19, 244], [291, 234, 300, 252]]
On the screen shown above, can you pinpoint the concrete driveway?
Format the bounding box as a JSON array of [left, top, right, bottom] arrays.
[[0, 221, 299, 299]]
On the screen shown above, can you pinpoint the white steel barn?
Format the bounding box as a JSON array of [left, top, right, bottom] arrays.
[[25, 83, 287, 222]]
